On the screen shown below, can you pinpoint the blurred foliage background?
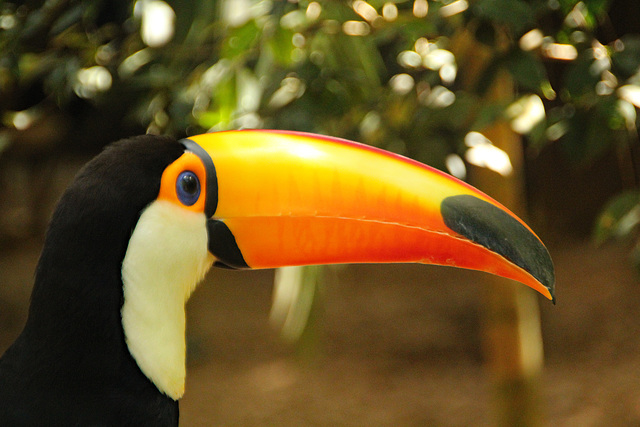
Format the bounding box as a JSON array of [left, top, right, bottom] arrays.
[[1, 0, 640, 424], [1, 0, 639, 245]]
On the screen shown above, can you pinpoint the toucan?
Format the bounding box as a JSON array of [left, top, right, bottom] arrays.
[[0, 130, 554, 425]]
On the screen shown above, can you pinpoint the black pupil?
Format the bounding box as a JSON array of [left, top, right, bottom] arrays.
[[181, 174, 198, 194]]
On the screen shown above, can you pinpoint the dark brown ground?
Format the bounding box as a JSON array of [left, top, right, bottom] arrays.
[[2, 235, 639, 426]]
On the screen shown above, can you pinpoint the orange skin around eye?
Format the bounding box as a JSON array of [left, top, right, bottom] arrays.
[[157, 152, 208, 214]]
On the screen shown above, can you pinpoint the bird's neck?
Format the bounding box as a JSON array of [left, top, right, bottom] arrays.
[[12, 184, 156, 399], [17, 231, 135, 390], [21, 201, 212, 402], [3, 253, 179, 423]]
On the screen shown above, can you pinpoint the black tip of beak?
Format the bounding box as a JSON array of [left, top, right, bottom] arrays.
[[441, 195, 555, 301]]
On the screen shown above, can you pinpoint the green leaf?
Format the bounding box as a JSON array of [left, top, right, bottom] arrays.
[[474, 0, 535, 34], [560, 105, 614, 166], [612, 35, 640, 80], [221, 20, 261, 59], [472, 102, 509, 130], [267, 24, 296, 67], [506, 50, 549, 93], [584, 0, 611, 16], [563, 51, 600, 98], [198, 70, 237, 129], [594, 190, 640, 245], [50, 2, 86, 36]]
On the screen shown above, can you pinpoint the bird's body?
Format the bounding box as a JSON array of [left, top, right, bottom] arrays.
[[0, 130, 555, 425], [0, 136, 182, 425]]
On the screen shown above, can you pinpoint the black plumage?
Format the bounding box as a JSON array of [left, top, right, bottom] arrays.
[[0, 135, 184, 425]]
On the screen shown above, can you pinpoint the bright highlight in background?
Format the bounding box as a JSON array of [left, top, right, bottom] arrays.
[[353, 0, 378, 22], [464, 132, 513, 177], [413, 0, 428, 17], [382, 3, 398, 21], [137, 0, 176, 47], [519, 29, 544, 51], [618, 85, 640, 108], [74, 66, 113, 99], [508, 95, 546, 134]]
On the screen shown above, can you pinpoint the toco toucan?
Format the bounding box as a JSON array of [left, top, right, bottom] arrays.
[[0, 130, 554, 425]]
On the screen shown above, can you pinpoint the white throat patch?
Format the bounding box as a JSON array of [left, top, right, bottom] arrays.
[[121, 200, 213, 400]]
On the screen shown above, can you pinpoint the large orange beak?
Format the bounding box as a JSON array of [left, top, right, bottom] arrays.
[[182, 130, 555, 302]]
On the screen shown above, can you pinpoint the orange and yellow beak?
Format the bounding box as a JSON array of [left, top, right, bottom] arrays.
[[182, 130, 555, 302]]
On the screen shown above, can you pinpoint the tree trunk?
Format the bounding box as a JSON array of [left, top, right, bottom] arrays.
[[470, 70, 545, 427]]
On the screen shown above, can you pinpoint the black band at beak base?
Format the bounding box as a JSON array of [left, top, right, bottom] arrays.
[[180, 139, 218, 218]]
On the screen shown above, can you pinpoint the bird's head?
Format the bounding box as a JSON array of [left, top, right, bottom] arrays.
[[37, 130, 555, 401]]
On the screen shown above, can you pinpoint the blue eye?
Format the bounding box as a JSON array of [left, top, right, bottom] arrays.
[[176, 171, 200, 206]]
